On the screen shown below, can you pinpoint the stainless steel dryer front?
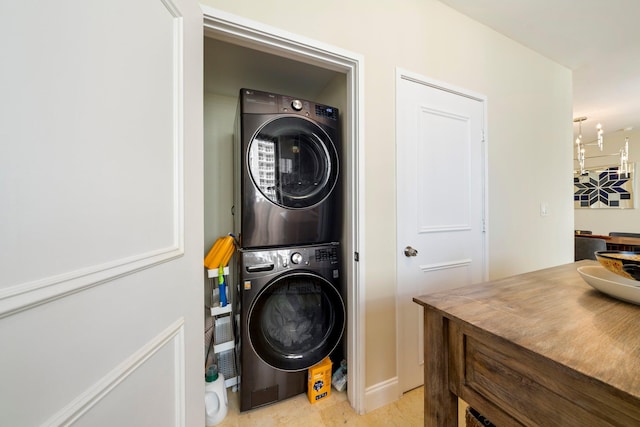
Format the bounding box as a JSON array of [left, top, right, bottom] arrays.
[[234, 88, 341, 248]]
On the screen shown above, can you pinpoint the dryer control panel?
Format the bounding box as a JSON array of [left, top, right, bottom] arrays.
[[241, 88, 339, 123], [241, 243, 340, 276], [280, 95, 311, 116], [315, 105, 338, 121]]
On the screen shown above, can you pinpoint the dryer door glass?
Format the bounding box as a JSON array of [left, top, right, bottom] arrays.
[[248, 116, 339, 209], [247, 272, 345, 371]]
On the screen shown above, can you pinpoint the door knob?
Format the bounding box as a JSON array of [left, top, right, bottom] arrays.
[[404, 246, 418, 257]]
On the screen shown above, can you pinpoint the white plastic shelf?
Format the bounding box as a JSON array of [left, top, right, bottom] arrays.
[[210, 304, 232, 316], [208, 266, 238, 390], [213, 315, 234, 353], [217, 348, 238, 389], [207, 265, 229, 279]]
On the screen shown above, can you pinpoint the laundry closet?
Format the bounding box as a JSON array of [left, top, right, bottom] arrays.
[[203, 34, 349, 411]]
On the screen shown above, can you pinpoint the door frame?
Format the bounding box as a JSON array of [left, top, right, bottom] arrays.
[[394, 68, 489, 391], [202, 6, 366, 413]]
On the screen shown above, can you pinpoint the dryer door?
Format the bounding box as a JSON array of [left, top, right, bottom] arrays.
[[247, 271, 345, 371], [247, 116, 339, 209]]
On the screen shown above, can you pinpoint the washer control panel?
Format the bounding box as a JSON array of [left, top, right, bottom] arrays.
[[242, 244, 339, 275]]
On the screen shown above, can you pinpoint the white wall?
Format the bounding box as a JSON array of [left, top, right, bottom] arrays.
[[574, 128, 640, 235], [203, 92, 236, 251], [200, 0, 574, 407]]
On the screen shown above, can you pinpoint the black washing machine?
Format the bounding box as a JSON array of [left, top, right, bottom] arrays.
[[234, 88, 342, 248], [239, 242, 345, 411]]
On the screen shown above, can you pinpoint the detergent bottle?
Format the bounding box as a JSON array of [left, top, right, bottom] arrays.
[[205, 365, 228, 426]]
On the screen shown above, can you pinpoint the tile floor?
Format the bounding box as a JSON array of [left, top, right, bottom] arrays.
[[214, 386, 468, 427]]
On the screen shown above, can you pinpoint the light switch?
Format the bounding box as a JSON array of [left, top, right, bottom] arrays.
[[540, 202, 550, 217]]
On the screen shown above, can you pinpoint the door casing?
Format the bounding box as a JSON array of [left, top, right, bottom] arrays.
[[202, 6, 366, 413]]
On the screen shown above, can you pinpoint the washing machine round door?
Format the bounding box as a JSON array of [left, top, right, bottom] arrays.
[[247, 116, 339, 209], [247, 272, 345, 371]]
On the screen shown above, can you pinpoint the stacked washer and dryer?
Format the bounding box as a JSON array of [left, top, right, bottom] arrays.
[[234, 88, 345, 411]]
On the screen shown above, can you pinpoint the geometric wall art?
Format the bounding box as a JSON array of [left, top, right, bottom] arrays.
[[574, 164, 635, 209]]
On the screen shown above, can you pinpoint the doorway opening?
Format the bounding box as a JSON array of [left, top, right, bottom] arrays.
[[202, 8, 365, 413]]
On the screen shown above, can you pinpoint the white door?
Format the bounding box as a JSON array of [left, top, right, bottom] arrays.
[[0, 1, 203, 426], [396, 72, 487, 393]]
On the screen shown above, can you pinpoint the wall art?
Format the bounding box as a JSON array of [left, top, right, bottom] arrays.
[[574, 164, 635, 209]]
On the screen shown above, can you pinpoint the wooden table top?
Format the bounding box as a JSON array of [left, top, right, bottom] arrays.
[[414, 260, 640, 402], [576, 234, 640, 247]]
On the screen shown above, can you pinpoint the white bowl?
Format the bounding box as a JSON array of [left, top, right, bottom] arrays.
[[577, 265, 640, 305]]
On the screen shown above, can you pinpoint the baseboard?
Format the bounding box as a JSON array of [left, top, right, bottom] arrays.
[[364, 376, 400, 413]]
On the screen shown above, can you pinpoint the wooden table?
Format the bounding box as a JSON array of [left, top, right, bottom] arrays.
[[576, 234, 640, 251], [413, 261, 640, 426], [606, 236, 640, 251]]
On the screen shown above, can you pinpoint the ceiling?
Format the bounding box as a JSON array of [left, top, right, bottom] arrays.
[[204, 37, 340, 101], [438, 0, 640, 142]]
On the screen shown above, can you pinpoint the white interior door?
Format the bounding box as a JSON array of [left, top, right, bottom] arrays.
[[396, 71, 487, 393], [0, 1, 204, 426]]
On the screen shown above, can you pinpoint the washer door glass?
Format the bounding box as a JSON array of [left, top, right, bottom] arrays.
[[248, 116, 339, 209], [248, 272, 345, 371]]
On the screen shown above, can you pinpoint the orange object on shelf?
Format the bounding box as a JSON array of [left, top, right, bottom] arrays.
[[204, 235, 236, 270]]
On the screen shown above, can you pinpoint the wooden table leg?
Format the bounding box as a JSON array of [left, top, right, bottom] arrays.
[[424, 307, 458, 426]]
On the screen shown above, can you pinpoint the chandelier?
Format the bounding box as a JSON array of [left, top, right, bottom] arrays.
[[574, 117, 630, 177]]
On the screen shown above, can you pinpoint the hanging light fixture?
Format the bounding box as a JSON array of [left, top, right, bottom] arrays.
[[573, 117, 631, 177], [573, 117, 589, 175], [620, 137, 630, 177], [597, 123, 604, 150]]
